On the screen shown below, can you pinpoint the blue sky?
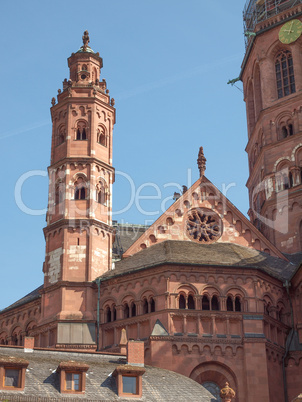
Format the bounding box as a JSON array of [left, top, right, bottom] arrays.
[[0, 1, 248, 309]]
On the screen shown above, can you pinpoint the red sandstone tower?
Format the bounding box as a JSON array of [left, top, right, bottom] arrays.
[[39, 32, 116, 346], [242, 0, 302, 254]]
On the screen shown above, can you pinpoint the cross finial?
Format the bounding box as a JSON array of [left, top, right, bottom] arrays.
[[197, 146, 206, 177], [82, 30, 90, 51]]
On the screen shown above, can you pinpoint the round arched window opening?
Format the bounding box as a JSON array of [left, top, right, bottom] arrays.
[[186, 208, 222, 243], [202, 381, 221, 401]]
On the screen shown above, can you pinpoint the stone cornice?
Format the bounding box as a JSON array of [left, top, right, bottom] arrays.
[[43, 218, 113, 235], [149, 335, 243, 345], [40, 281, 96, 295], [48, 156, 115, 175]]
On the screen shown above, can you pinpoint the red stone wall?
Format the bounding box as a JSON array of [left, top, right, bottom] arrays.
[[0, 300, 41, 347], [286, 354, 302, 402], [267, 346, 284, 402], [242, 8, 302, 253]]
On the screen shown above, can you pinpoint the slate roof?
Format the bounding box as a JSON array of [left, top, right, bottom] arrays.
[[0, 346, 214, 401], [102, 240, 298, 282], [0, 285, 43, 313], [112, 223, 149, 259]]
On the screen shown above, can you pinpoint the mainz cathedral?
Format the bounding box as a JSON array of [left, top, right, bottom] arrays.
[[1, 2, 302, 401]]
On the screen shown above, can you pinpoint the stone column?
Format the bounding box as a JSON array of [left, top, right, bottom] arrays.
[[226, 318, 230, 337], [183, 315, 187, 334], [211, 315, 216, 335], [198, 316, 203, 336], [137, 322, 140, 339]]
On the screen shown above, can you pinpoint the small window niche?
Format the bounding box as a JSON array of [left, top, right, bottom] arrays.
[[113, 365, 145, 398], [0, 356, 29, 391], [57, 361, 89, 394]]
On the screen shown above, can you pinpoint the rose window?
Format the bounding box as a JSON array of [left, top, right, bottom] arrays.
[[186, 208, 222, 243]]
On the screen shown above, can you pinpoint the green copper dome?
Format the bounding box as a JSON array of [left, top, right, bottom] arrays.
[[76, 45, 95, 54]]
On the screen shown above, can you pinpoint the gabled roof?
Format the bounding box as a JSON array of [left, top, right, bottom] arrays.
[[100, 240, 296, 282], [0, 285, 42, 313], [124, 176, 286, 260]]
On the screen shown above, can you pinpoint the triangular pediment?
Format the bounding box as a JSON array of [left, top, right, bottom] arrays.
[[123, 176, 286, 260]]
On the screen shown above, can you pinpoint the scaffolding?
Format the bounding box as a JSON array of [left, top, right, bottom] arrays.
[[243, 0, 302, 46]]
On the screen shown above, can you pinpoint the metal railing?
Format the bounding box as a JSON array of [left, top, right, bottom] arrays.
[[243, 0, 302, 46]]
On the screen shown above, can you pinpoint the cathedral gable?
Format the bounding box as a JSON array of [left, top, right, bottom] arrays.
[[124, 175, 286, 260]]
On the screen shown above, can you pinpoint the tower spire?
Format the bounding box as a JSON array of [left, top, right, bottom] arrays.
[[197, 146, 206, 177]]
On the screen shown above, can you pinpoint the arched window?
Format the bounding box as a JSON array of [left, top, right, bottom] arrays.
[[202, 382, 221, 401], [97, 127, 107, 147], [112, 306, 116, 321], [281, 126, 288, 139], [76, 122, 87, 140], [202, 295, 210, 311], [12, 335, 18, 345], [188, 294, 195, 310], [235, 296, 241, 312], [289, 172, 293, 188], [106, 307, 111, 323], [150, 297, 155, 313], [131, 302, 136, 317], [265, 302, 271, 316], [227, 296, 234, 312], [96, 181, 106, 205], [211, 295, 219, 311], [74, 177, 86, 200], [247, 80, 256, 134], [57, 126, 65, 146], [280, 121, 294, 140], [283, 172, 289, 190], [124, 304, 129, 319], [275, 50, 295, 99], [278, 307, 284, 323], [143, 299, 148, 314], [179, 294, 186, 309], [55, 184, 63, 205]]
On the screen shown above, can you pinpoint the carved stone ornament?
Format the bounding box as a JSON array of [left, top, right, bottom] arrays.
[[186, 207, 222, 243], [82, 30, 90, 51], [197, 146, 207, 177], [220, 382, 236, 401]]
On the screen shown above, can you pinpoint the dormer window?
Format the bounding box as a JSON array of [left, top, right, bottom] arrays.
[[113, 365, 145, 398], [66, 372, 81, 391], [4, 369, 21, 388], [122, 376, 138, 395], [57, 361, 89, 394], [0, 356, 28, 391]]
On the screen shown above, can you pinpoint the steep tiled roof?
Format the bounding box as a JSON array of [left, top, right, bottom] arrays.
[[112, 223, 149, 258], [0, 285, 43, 313], [101, 240, 297, 282], [0, 346, 214, 401]]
